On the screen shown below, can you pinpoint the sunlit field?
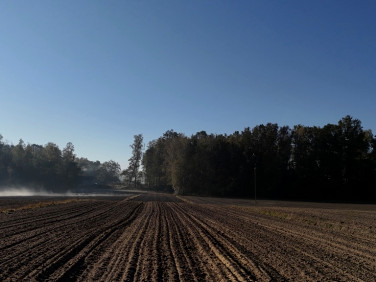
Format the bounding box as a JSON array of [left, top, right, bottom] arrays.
[[1, 193, 375, 281]]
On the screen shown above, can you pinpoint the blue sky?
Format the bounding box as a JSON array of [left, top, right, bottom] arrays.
[[1, 1, 375, 169]]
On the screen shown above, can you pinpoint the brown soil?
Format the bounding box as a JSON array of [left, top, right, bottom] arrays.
[[0, 193, 375, 281]]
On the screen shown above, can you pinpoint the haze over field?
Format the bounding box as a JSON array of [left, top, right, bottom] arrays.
[[0, 187, 128, 197], [0, 187, 59, 197]]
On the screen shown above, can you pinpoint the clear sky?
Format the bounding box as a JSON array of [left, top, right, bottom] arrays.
[[1, 1, 375, 169]]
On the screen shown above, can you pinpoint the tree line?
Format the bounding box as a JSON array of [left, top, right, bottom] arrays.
[[0, 136, 121, 191], [2, 116, 375, 201], [142, 116, 376, 201]]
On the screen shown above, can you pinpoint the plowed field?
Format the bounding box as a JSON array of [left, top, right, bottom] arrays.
[[0, 193, 375, 281]]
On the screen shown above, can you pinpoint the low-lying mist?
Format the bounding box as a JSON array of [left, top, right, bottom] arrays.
[[0, 186, 129, 197]]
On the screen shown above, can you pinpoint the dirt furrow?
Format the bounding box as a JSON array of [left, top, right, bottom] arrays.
[[120, 202, 155, 281], [51, 203, 144, 281], [171, 202, 252, 280], [29, 201, 141, 280], [1, 193, 375, 281], [0, 201, 103, 231], [262, 223, 375, 281], [1, 200, 139, 280], [213, 206, 376, 280], [188, 202, 376, 281], [160, 204, 181, 281], [0, 199, 127, 261], [82, 204, 151, 281], [173, 206, 227, 280], [164, 203, 202, 281], [176, 203, 273, 281], [239, 207, 375, 254], [139, 202, 165, 281], [0, 203, 109, 253], [174, 203, 337, 280]]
